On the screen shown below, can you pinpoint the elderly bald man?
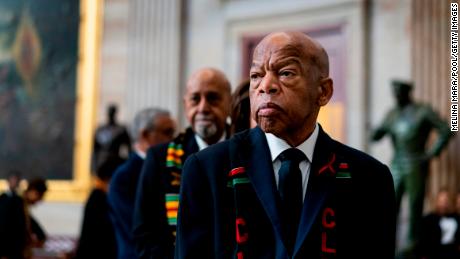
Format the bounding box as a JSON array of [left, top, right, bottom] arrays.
[[175, 32, 396, 259], [133, 68, 232, 259]]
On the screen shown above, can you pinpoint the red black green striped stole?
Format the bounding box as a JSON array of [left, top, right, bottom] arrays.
[[165, 133, 186, 227], [227, 166, 251, 259], [226, 155, 351, 258], [319, 157, 352, 258]]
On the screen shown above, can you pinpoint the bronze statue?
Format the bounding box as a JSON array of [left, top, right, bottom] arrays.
[[92, 104, 132, 172], [371, 80, 452, 257]]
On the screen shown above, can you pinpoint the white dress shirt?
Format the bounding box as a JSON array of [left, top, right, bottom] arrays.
[[440, 216, 458, 245], [265, 123, 319, 202], [194, 133, 226, 151], [135, 149, 146, 160]]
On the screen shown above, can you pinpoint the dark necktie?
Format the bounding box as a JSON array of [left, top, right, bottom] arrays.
[[278, 148, 307, 254]]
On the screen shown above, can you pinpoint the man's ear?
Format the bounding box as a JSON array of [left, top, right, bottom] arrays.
[[317, 77, 333, 106]]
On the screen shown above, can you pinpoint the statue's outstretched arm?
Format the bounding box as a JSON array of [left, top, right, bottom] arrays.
[[370, 112, 392, 142], [425, 106, 453, 158]]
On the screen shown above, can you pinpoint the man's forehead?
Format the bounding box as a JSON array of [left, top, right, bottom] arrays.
[[253, 35, 306, 63], [252, 44, 305, 68], [255, 38, 303, 54], [252, 50, 303, 65], [186, 82, 225, 94], [188, 69, 226, 87]]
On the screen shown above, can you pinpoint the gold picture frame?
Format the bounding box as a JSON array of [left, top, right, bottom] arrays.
[[47, 0, 104, 202], [0, 0, 104, 202]]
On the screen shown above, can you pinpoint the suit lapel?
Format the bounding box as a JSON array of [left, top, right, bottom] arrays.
[[234, 126, 339, 257], [241, 127, 286, 248], [294, 126, 337, 256], [183, 127, 199, 157]]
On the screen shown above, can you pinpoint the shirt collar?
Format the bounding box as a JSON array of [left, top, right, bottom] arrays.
[[265, 123, 319, 163], [194, 133, 226, 151], [6, 190, 15, 197], [135, 148, 146, 160]]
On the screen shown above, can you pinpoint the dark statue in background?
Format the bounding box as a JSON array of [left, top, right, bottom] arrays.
[[371, 80, 452, 258], [92, 104, 131, 172], [0, 1, 80, 179]]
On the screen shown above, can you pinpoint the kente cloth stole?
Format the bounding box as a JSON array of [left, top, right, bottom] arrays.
[[226, 166, 252, 259], [226, 157, 352, 259], [317, 156, 353, 259], [164, 133, 186, 226]]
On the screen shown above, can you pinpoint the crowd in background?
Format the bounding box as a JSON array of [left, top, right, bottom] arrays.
[[73, 70, 253, 259], [0, 69, 251, 259], [0, 172, 48, 259]]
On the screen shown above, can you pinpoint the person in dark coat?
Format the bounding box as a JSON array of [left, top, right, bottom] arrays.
[[132, 68, 232, 259], [0, 183, 28, 259], [175, 31, 396, 259], [23, 179, 48, 249], [75, 160, 119, 259], [0, 176, 48, 259], [108, 107, 176, 259], [420, 189, 460, 259]]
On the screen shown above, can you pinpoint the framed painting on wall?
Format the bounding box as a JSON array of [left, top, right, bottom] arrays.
[[0, 0, 103, 201]]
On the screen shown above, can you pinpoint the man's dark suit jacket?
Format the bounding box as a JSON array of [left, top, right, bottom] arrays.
[[420, 213, 460, 259], [0, 192, 47, 259], [176, 126, 396, 259], [108, 152, 144, 259], [75, 188, 117, 259], [133, 128, 198, 259], [0, 192, 28, 259]]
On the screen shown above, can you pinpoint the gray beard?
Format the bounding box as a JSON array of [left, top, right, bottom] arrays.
[[195, 123, 218, 140]]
